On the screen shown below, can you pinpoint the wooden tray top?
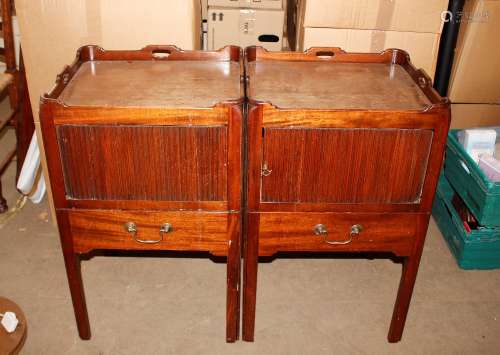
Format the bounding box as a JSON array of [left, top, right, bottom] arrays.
[[247, 57, 432, 111], [59, 60, 242, 109]]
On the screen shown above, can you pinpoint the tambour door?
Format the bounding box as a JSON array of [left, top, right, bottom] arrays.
[[260, 127, 433, 204], [57, 124, 228, 203]]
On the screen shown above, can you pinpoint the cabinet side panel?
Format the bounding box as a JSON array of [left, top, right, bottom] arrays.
[[261, 128, 433, 204], [57, 125, 228, 202]]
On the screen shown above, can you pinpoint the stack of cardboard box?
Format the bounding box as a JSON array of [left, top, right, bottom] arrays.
[[14, 0, 201, 221], [296, 0, 448, 78], [448, 0, 500, 128]]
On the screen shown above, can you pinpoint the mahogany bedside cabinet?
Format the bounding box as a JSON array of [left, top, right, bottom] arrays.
[[39, 45, 244, 342], [242, 47, 450, 342]]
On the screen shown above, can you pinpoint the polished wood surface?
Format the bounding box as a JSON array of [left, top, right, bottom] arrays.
[[59, 61, 241, 108], [247, 61, 431, 110], [42, 45, 243, 103], [50, 106, 230, 126], [245, 46, 446, 109], [261, 128, 433, 204], [68, 210, 231, 256], [40, 46, 243, 342], [260, 106, 445, 128], [57, 125, 228, 202], [242, 47, 451, 343], [256, 212, 419, 257]]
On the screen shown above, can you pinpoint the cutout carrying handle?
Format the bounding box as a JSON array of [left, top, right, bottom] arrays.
[[142, 45, 182, 59], [305, 47, 346, 59]]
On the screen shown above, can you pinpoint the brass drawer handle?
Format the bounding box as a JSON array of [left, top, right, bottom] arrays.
[[314, 224, 363, 245], [124, 222, 173, 244]]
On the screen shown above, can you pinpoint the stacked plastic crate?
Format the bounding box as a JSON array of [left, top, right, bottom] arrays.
[[433, 129, 500, 269]]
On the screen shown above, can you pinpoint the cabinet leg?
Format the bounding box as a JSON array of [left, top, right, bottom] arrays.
[[388, 217, 429, 343], [58, 212, 91, 340], [62, 251, 91, 340], [242, 213, 259, 342], [226, 214, 241, 342]]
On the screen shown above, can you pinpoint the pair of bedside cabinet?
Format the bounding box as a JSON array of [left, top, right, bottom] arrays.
[[40, 45, 450, 343]]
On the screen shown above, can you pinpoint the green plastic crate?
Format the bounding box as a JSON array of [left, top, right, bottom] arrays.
[[444, 129, 500, 227], [432, 175, 500, 270]]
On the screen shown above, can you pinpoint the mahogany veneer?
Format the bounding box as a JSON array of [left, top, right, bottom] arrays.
[[40, 45, 243, 342], [242, 47, 450, 343]]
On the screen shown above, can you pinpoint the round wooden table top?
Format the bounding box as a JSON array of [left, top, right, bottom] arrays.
[[0, 298, 27, 355]]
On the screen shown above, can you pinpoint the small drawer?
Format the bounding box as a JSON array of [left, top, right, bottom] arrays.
[[257, 212, 421, 257], [67, 210, 232, 256]]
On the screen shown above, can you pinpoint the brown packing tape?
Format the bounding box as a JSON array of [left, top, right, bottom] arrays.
[[82, 0, 102, 45], [297, 0, 306, 51], [375, 0, 396, 33], [370, 30, 386, 53], [370, 0, 395, 53]]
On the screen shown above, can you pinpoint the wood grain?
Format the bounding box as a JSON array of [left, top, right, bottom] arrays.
[[66, 200, 229, 212], [247, 61, 431, 110], [57, 125, 228, 202], [261, 106, 447, 128], [242, 47, 450, 343], [245, 46, 447, 109], [51, 106, 231, 126], [40, 46, 244, 343], [388, 214, 430, 342], [256, 212, 420, 257], [226, 213, 241, 342], [56, 210, 91, 340], [67, 209, 232, 256], [261, 128, 433, 204], [42, 45, 242, 103], [58, 61, 242, 109]]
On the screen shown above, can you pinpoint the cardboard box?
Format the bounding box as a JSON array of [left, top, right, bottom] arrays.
[[302, 27, 440, 78], [15, 0, 200, 223], [301, 0, 448, 33], [451, 104, 500, 128], [448, 0, 500, 104], [15, 0, 201, 123]]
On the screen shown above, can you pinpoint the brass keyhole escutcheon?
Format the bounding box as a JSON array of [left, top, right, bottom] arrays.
[[261, 162, 272, 177]]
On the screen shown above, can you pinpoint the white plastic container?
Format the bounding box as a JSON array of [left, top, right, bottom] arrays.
[[458, 129, 497, 163], [479, 155, 500, 182]]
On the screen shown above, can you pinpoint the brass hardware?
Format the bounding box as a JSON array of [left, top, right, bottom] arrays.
[[313, 224, 328, 236], [418, 77, 427, 88], [315, 223, 363, 245], [350, 224, 363, 236], [124, 221, 165, 244], [160, 223, 173, 235], [261, 162, 272, 177], [124, 221, 137, 234]]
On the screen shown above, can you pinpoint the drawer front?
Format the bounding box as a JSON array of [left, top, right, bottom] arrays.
[[67, 210, 231, 256], [257, 212, 420, 256], [57, 125, 228, 202], [261, 128, 433, 204]]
